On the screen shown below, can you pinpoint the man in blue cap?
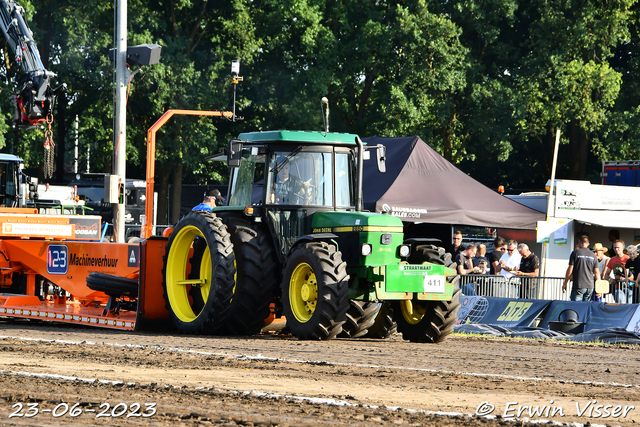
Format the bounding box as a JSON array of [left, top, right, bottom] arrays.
[[193, 189, 224, 212]]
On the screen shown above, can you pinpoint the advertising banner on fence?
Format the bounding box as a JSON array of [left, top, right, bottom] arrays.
[[625, 306, 640, 333], [585, 303, 638, 331], [455, 296, 487, 325], [478, 298, 552, 328], [538, 301, 591, 329]]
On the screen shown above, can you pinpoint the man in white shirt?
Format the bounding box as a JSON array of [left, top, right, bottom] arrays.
[[498, 240, 522, 279]]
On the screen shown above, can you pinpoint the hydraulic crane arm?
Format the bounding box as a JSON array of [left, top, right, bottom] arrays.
[[0, 0, 66, 128]]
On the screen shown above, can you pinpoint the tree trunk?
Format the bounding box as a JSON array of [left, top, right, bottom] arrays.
[[170, 162, 183, 224], [568, 121, 589, 180]]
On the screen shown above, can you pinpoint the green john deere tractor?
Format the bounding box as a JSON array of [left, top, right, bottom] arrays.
[[161, 130, 460, 343]]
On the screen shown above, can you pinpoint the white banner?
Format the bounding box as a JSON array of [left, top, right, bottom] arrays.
[[1, 223, 73, 237]]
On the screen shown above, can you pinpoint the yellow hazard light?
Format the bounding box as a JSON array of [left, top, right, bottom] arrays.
[[244, 207, 254, 216]]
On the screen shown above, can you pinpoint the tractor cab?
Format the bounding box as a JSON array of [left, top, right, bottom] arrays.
[[225, 131, 358, 259]]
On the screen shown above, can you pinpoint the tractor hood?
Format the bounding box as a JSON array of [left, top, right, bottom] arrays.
[[311, 211, 403, 233]]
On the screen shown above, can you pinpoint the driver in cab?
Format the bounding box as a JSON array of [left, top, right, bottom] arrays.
[[271, 158, 312, 205]]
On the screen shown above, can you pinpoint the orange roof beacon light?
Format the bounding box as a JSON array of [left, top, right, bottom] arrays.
[[498, 185, 505, 195]]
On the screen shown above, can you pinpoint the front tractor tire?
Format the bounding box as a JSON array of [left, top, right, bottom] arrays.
[[338, 300, 381, 338], [282, 242, 350, 340], [162, 212, 235, 335], [364, 302, 397, 339], [391, 290, 461, 343]]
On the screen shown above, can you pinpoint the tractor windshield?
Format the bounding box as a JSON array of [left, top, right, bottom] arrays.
[[269, 150, 331, 206], [267, 149, 355, 207]]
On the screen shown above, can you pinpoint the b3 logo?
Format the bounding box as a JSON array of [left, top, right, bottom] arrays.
[[497, 301, 532, 321]]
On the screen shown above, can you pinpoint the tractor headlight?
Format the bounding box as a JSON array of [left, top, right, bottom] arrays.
[[399, 245, 410, 257], [361, 243, 372, 256]]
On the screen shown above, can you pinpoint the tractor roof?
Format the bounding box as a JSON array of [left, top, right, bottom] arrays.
[[238, 130, 359, 146], [0, 154, 24, 163]]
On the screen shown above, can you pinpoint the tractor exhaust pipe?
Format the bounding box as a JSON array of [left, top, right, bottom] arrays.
[[321, 97, 329, 133], [356, 136, 364, 211]]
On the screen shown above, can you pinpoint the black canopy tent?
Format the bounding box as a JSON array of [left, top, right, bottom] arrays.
[[361, 136, 544, 230]]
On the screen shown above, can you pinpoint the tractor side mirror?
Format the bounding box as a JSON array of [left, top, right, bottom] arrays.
[[227, 139, 243, 168], [376, 145, 386, 173]]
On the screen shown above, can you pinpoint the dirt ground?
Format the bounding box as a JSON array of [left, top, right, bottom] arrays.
[[0, 318, 638, 426]]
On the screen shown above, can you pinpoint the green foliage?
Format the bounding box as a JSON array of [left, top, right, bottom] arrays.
[[0, 0, 639, 192]]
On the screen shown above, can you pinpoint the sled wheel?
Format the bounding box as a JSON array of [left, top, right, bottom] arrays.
[[364, 302, 397, 339], [338, 300, 380, 338], [87, 273, 138, 297], [282, 241, 350, 340], [392, 289, 461, 343], [162, 211, 235, 334]]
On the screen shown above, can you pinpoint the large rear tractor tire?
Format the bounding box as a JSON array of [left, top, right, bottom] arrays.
[[392, 289, 461, 343], [338, 300, 380, 338], [364, 302, 397, 339], [219, 215, 278, 335], [162, 211, 235, 335], [282, 241, 350, 340]]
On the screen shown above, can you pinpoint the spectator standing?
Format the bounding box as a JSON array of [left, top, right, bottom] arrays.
[[608, 229, 620, 261], [488, 237, 506, 275], [473, 243, 489, 267], [448, 230, 466, 260], [593, 243, 610, 276], [455, 244, 478, 275], [603, 240, 629, 303], [476, 259, 489, 274], [498, 240, 522, 279], [455, 244, 478, 295], [192, 189, 224, 212], [563, 235, 600, 301], [592, 243, 609, 302], [624, 245, 640, 304], [515, 243, 539, 298]]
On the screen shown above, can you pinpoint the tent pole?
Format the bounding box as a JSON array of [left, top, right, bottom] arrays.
[[541, 128, 561, 279]]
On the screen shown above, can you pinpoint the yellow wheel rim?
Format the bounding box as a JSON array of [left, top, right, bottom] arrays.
[[166, 225, 211, 323], [399, 300, 427, 325], [289, 262, 317, 323]]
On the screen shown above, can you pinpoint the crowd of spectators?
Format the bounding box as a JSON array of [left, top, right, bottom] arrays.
[[448, 229, 640, 304]]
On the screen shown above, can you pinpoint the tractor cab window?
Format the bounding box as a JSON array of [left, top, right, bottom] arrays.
[[0, 161, 18, 207], [335, 152, 355, 207], [228, 147, 265, 206], [269, 150, 332, 206]]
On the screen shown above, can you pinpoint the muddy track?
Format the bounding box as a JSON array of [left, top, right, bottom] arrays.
[[0, 319, 638, 426]]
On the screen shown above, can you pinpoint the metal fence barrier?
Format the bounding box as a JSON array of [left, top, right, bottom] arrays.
[[607, 280, 640, 304], [457, 274, 635, 303]]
